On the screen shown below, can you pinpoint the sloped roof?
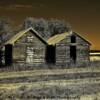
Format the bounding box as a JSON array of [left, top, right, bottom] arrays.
[[5, 27, 91, 46], [47, 32, 91, 45], [5, 27, 47, 45], [73, 32, 91, 45], [47, 32, 69, 45]]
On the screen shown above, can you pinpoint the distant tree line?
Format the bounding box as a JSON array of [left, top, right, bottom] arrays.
[[0, 19, 13, 44], [0, 17, 72, 43], [23, 17, 71, 39]]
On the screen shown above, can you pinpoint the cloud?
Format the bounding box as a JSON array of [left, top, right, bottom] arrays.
[[8, 5, 33, 8], [0, 4, 34, 11], [0, 3, 45, 10]]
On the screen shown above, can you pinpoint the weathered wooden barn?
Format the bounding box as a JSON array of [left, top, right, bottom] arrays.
[[1, 27, 91, 66]]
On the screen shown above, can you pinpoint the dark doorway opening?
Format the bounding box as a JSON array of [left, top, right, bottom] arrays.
[[5, 44, 13, 66], [70, 46, 76, 63], [0, 50, 3, 66], [45, 45, 56, 64], [71, 35, 76, 43]]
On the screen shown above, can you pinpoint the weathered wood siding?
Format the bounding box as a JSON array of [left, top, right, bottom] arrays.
[[56, 36, 70, 66], [13, 31, 46, 66], [55, 34, 90, 66], [76, 35, 90, 64], [12, 31, 90, 67]]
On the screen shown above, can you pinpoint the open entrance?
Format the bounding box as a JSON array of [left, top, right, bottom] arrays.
[[71, 35, 76, 43], [45, 45, 56, 64], [5, 44, 13, 66], [70, 46, 76, 63], [0, 50, 3, 66]]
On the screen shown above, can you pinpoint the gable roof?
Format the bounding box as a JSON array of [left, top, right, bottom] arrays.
[[4, 27, 91, 46], [5, 27, 48, 45], [73, 32, 91, 45], [47, 31, 91, 45], [47, 32, 69, 45]]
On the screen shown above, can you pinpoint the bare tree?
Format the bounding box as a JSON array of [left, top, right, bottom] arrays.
[[0, 19, 12, 43], [23, 17, 34, 29], [23, 17, 50, 39], [33, 18, 50, 39], [22, 17, 72, 39], [48, 19, 71, 36]]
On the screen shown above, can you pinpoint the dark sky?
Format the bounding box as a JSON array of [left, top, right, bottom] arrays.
[[0, 0, 100, 50]]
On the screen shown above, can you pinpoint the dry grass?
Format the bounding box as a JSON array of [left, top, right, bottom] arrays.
[[0, 61, 100, 99], [0, 77, 100, 89], [0, 77, 100, 90], [0, 67, 100, 79]]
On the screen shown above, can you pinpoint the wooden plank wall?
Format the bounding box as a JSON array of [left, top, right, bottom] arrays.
[[13, 31, 46, 66]]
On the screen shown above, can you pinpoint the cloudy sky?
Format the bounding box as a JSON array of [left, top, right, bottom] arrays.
[[0, 0, 100, 50]]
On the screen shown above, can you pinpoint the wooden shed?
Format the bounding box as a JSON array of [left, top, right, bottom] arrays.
[[3, 27, 91, 67], [4, 27, 47, 66], [47, 31, 91, 66]]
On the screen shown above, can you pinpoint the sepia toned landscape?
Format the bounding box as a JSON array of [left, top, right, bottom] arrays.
[[0, 62, 100, 99], [0, 18, 100, 99], [0, 0, 100, 100]]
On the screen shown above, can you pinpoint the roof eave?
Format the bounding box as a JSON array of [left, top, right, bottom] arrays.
[[73, 32, 92, 45], [5, 27, 48, 45]]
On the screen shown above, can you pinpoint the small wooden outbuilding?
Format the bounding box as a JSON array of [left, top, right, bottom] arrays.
[[4, 28, 47, 66], [1, 27, 91, 66], [47, 32, 91, 66]]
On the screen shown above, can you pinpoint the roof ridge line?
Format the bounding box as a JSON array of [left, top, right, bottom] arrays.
[[5, 27, 48, 45]]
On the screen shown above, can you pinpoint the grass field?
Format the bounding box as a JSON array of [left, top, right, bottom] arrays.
[[0, 67, 100, 99], [0, 67, 100, 78]]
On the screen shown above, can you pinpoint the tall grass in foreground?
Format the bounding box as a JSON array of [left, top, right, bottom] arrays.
[[0, 61, 100, 72], [0, 84, 100, 99], [0, 61, 100, 99]]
